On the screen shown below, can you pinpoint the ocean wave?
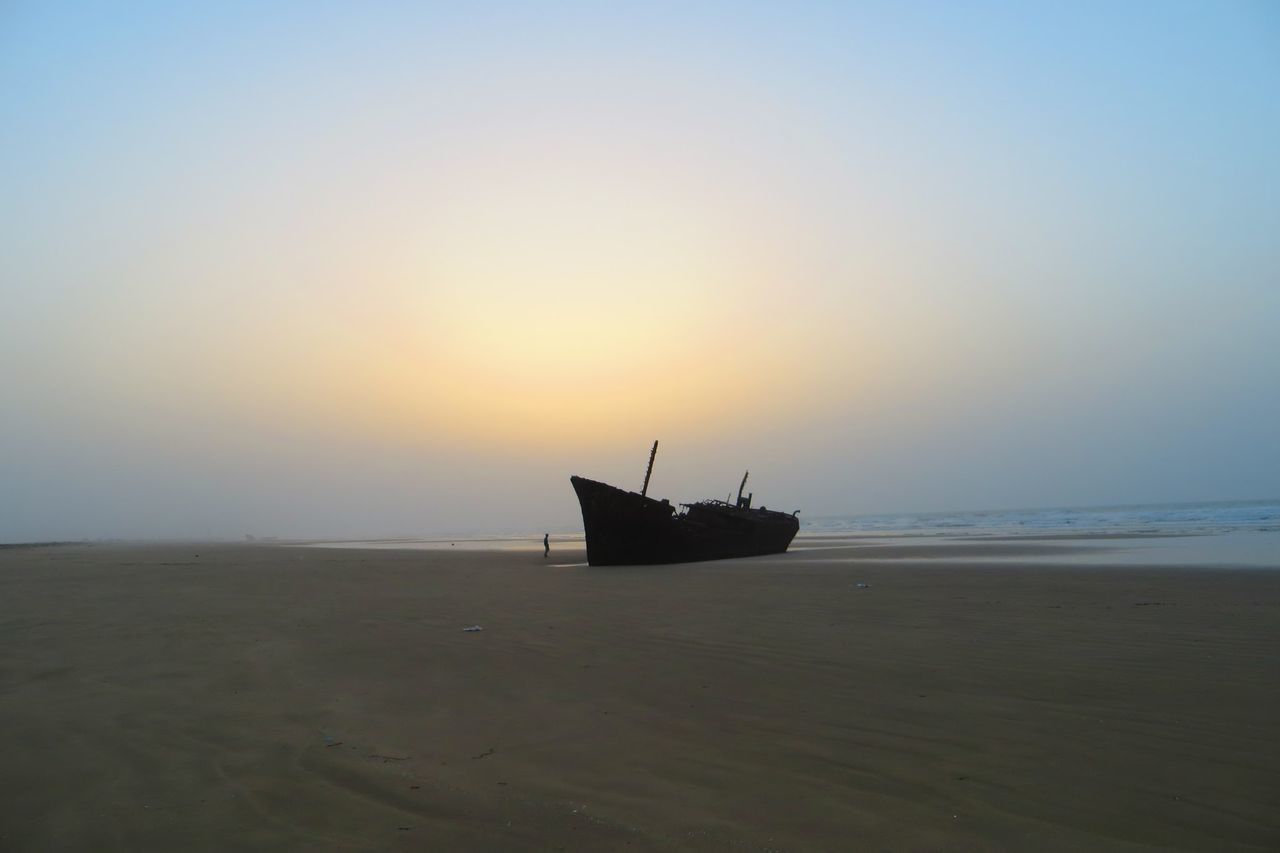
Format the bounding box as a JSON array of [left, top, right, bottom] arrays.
[[802, 500, 1280, 537]]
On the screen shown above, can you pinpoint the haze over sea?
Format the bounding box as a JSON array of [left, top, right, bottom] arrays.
[[3, 3, 1279, 544]]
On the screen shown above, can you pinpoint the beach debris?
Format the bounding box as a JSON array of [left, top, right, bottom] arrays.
[[368, 754, 409, 762], [472, 747, 495, 760], [325, 742, 344, 748], [855, 582, 870, 589], [463, 625, 484, 632]]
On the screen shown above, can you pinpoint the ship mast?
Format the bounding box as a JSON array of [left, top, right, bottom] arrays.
[[737, 471, 750, 507], [641, 440, 659, 497]]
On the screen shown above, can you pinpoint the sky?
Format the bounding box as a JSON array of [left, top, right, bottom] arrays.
[[2, 1, 1278, 540]]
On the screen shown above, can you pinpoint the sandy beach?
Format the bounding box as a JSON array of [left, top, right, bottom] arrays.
[[2, 538, 1277, 852]]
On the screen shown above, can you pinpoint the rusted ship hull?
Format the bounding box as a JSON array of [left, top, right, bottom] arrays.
[[570, 475, 800, 566]]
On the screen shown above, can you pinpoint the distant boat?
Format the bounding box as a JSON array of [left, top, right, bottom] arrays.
[[570, 441, 800, 566]]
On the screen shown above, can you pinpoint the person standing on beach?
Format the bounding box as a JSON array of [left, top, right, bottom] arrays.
[[543, 533, 550, 558]]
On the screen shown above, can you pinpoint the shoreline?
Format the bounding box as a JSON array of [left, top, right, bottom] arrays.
[[303, 528, 1280, 570]]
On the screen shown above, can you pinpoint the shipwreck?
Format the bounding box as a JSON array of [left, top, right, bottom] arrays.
[[570, 441, 800, 566]]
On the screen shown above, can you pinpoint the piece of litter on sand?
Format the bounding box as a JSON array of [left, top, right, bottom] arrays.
[[856, 582, 869, 589], [463, 625, 484, 632]]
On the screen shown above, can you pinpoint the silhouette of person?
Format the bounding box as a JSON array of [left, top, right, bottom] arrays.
[[543, 533, 550, 558]]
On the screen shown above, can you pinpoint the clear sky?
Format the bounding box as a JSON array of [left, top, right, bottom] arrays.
[[2, 1, 1278, 540]]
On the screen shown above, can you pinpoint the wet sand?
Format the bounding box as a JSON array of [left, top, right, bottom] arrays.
[[2, 540, 1277, 851]]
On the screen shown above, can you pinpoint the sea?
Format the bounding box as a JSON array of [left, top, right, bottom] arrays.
[[801, 499, 1280, 538]]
